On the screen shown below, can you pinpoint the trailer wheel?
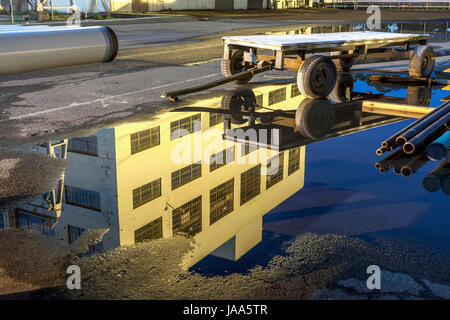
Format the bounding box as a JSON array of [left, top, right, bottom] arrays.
[[408, 45, 435, 78], [295, 98, 335, 139], [405, 86, 431, 106], [329, 72, 354, 103], [221, 49, 254, 84], [331, 51, 354, 72], [297, 55, 337, 99], [221, 88, 256, 125]]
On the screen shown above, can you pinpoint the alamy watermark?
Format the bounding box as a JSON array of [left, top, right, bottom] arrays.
[[170, 124, 282, 175], [366, 5, 381, 30], [66, 5, 81, 26], [366, 265, 381, 290], [66, 265, 81, 290]]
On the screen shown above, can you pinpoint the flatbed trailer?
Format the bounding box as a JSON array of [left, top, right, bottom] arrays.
[[162, 31, 435, 101], [222, 31, 434, 99]]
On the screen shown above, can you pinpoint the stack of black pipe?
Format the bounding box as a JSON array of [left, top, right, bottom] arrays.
[[377, 101, 450, 157], [375, 101, 450, 194]]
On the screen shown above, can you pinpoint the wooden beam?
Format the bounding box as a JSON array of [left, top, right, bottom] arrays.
[[362, 100, 434, 119], [275, 50, 285, 70], [369, 74, 440, 87], [365, 50, 411, 60], [283, 56, 302, 70]]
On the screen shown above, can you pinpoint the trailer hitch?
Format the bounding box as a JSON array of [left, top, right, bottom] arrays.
[[161, 63, 273, 102]]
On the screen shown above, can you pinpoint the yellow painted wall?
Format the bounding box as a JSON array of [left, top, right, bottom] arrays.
[[111, 0, 132, 11], [113, 83, 306, 266]]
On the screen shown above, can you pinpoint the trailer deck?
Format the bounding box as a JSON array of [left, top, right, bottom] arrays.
[[222, 31, 429, 52]]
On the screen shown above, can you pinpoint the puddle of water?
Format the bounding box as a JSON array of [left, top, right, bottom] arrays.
[[0, 69, 449, 298], [266, 20, 450, 42]]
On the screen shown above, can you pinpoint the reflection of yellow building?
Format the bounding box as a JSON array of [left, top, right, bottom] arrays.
[[0, 140, 67, 235], [54, 82, 306, 266], [443, 68, 450, 92], [0, 79, 405, 266]]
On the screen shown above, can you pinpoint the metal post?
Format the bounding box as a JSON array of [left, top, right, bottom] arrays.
[[9, 0, 14, 24], [50, 0, 54, 20], [446, 22, 448, 41], [84, 0, 88, 19]]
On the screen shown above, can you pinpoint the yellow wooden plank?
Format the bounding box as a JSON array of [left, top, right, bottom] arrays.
[[362, 101, 433, 118]]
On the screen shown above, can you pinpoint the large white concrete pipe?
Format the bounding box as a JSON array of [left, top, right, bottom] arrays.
[[0, 25, 118, 76]]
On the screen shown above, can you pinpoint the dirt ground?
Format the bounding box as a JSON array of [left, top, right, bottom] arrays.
[[0, 151, 68, 208], [1, 229, 450, 300]]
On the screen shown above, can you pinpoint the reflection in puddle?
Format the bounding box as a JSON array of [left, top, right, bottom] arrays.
[[266, 21, 450, 42], [0, 70, 449, 299]]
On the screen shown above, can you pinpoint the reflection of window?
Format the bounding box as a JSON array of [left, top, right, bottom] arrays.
[[67, 224, 102, 252], [288, 147, 301, 175], [241, 142, 258, 157], [255, 94, 263, 108], [291, 84, 300, 98], [135, 217, 163, 243], [266, 153, 284, 189], [15, 211, 54, 236], [65, 185, 101, 211], [172, 196, 202, 236], [268, 87, 286, 105], [210, 179, 234, 225], [240, 164, 261, 205], [131, 127, 160, 155], [209, 113, 223, 127], [133, 178, 161, 209], [170, 114, 201, 140], [68, 136, 98, 156], [171, 163, 201, 190], [210, 147, 235, 172], [68, 225, 85, 244]]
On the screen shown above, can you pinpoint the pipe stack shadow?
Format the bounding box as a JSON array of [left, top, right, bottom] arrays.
[[423, 161, 450, 195]]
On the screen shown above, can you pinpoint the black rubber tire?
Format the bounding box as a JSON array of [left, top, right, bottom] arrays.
[[331, 51, 354, 72], [297, 55, 337, 99], [295, 98, 335, 139], [405, 86, 431, 106], [408, 45, 435, 78], [221, 49, 254, 84], [329, 72, 354, 103], [221, 89, 256, 125]]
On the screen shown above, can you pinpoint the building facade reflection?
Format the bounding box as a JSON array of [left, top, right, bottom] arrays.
[[1, 77, 413, 266]]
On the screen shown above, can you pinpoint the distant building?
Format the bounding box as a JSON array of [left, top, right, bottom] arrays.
[[0, 0, 28, 12], [111, 0, 311, 12]]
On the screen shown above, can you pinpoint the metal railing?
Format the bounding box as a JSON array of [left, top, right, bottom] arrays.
[[324, 1, 450, 10]]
